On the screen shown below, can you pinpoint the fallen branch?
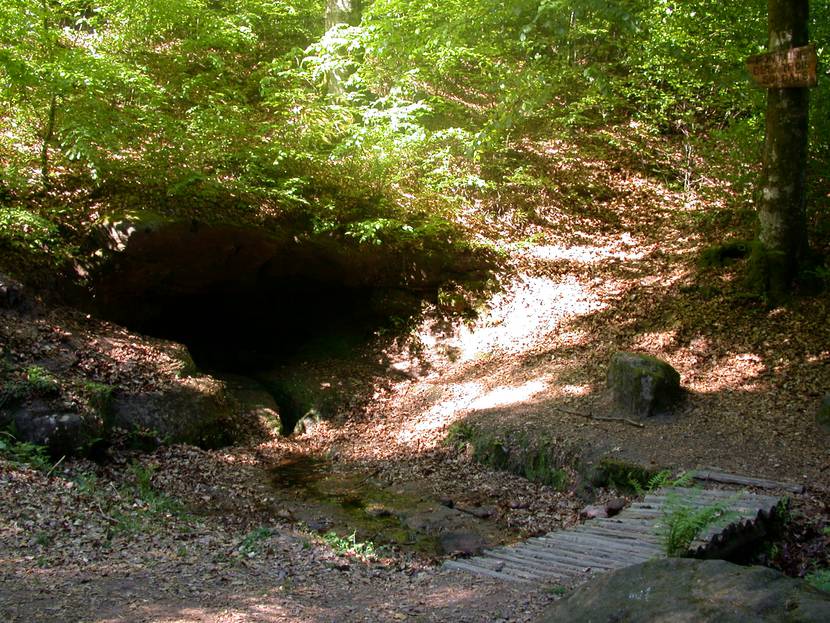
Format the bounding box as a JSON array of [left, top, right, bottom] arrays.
[[46, 455, 65, 478], [95, 501, 119, 525], [554, 407, 644, 429]]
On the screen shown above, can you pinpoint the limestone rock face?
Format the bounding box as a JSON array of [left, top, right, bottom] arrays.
[[607, 352, 681, 418], [536, 558, 830, 623]]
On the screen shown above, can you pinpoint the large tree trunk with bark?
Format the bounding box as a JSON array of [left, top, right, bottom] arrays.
[[755, 0, 810, 300]]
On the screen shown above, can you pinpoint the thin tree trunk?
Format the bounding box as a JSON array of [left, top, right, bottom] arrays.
[[39, 0, 56, 191], [325, 0, 362, 96], [755, 0, 810, 300], [40, 94, 57, 190]]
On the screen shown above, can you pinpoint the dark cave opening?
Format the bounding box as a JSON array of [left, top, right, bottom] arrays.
[[122, 279, 408, 374], [84, 220, 466, 433]]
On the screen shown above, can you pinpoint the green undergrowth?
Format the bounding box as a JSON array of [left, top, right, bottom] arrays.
[[445, 422, 573, 490], [322, 529, 378, 558], [807, 569, 830, 593], [107, 461, 189, 536], [660, 491, 738, 557], [238, 526, 276, 556], [0, 429, 51, 470], [592, 458, 661, 494]]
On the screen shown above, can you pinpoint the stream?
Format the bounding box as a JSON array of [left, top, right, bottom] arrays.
[[269, 454, 517, 557]]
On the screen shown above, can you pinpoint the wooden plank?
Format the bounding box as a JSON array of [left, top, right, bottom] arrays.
[[626, 504, 766, 517], [508, 544, 622, 570], [473, 555, 555, 581], [447, 478, 785, 585], [443, 559, 534, 583], [519, 541, 643, 566], [574, 525, 663, 544], [747, 44, 818, 89], [652, 488, 788, 506], [694, 469, 804, 494], [525, 538, 651, 561], [595, 517, 658, 528], [533, 533, 662, 556], [486, 548, 604, 573], [593, 520, 662, 535]]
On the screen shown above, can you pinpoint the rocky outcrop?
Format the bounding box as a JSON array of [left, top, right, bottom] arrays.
[[6, 402, 96, 456], [0, 273, 27, 310], [85, 213, 490, 372], [607, 352, 682, 418], [110, 376, 237, 449], [0, 283, 243, 455], [536, 558, 830, 623]]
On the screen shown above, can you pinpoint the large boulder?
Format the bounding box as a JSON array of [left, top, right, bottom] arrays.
[[607, 352, 681, 418], [111, 376, 237, 448], [0, 273, 28, 311], [536, 558, 830, 623], [6, 402, 100, 456]]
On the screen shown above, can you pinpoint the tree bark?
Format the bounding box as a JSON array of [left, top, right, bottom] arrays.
[[325, 0, 362, 30], [755, 0, 810, 300], [40, 94, 57, 191], [325, 0, 362, 96]]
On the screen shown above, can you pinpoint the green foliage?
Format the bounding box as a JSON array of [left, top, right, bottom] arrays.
[[660, 492, 736, 557], [238, 526, 275, 555], [0, 208, 58, 252], [122, 461, 184, 517], [72, 470, 100, 494], [0, 364, 61, 403], [635, 469, 695, 496], [25, 365, 60, 394], [82, 380, 113, 416], [597, 458, 657, 494], [0, 0, 827, 287], [322, 529, 377, 558], [805, 569, 830, 593], [546, 585, 568, 597], [445, 421, 571, 489], [0, 430, 51, 470]]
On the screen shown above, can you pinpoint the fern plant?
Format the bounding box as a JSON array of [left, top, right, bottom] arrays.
[[660, 493, 737, 557], [631, 469, 695, 496]]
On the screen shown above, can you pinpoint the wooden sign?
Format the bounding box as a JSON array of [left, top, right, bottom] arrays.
[[747, 43, 818, 88]]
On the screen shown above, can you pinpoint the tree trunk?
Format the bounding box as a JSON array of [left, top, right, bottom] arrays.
[[755, 0, 810, 300], [325, 0, 362, 30], [325, 0, 362, 96], [40, 94, 57, 191]]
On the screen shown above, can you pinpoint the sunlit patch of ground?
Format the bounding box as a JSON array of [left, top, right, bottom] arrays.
[[312, 131, 829, 487], [2, 127, 827, 623]]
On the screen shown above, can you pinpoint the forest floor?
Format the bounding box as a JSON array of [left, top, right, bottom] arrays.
[[2, 131, 830, 621]]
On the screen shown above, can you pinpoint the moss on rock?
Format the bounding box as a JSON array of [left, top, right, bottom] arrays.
[[607, 351, 682, 418]]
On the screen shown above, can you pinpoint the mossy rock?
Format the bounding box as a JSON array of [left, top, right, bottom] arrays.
[[590, 458, 659, 493], [699, 240, 755, 269], [257, 368, 339, 436], [536, 559, 830, 623], [110, 376, 237, 449], [607, 352, 682, 418], [446, 422, 572, 489]]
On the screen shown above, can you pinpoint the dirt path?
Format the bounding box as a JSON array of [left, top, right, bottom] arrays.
[[3, 134, 829, 622]]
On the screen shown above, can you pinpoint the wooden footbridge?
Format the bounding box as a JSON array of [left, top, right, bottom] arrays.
[[445, 473, 796, 585]]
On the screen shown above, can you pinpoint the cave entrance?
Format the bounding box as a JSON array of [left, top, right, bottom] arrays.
[[123, 279, 402, 374], [87, 220, 446, 432]]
